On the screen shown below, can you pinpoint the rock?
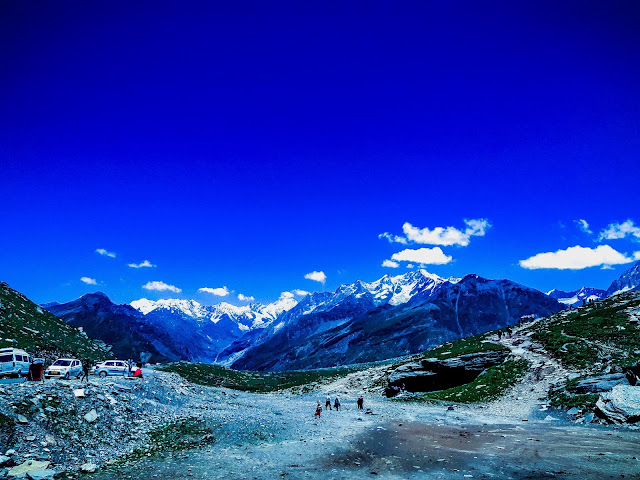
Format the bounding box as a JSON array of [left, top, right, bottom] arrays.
[[596, 385, 640, 423], [572, 374, 628, 394], [8, 460, 50, 477], [16, 415, 28, 424], [388, 350, 509, 393], [5, 450, 16, 456], [567, 407, 580, 416], [80, 463, 97, 473], [73, 389, 85, 398], [44, 435, 55, 446], [584, 412, 595, 423], [0, 456, 10, 466], [26, 469, 57, 480], [26, 436, 36, 441], [83, 409, 98, 423]]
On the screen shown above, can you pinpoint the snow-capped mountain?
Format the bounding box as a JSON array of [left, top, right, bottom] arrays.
[[607, 260, 640, 296], [231, 273, 564, 371], [547, 287, 607, 307], [130, 293, 298, 331]]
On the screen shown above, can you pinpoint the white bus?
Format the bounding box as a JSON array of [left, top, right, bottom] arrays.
[[0, 348, 33, 378]]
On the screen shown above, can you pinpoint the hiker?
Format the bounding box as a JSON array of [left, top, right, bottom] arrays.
[[315, 402, 322, 418], [80, 359, 91, 383], [506, 326, 512, 337], [325, 393, 332, 411], [334, 396, 341, 411], [357, 395, 364, 410], [497, 329, 502, 340]]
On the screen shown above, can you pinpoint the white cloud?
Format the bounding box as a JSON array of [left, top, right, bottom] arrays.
[[280, 291, 295, 299], [238, 293, 255, 302], [95, 248, 116, 258], [575, 219, 592, 235], [519, 245, 634, 270], [128, 260, 156, 269], [599, 220, 640, 241], [390, 247, 453, 265], [378, 232, 408, 244], [199, 286, 230, 296], [381, 259, 400, 268], [143, 281, 182, 293], [406, 263, 415, 269], [80, 277, 97, 285], [292, 289, 310, 296], [634, 251, 640, 261], [304, 271, 327, 284], [381, 218, 490, 246]]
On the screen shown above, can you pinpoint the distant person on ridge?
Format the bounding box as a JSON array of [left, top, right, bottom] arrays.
[[315, 402, 322, 418], [326, 393, 332, 410], [357, 395, 364, 410], [334, 396, 341, 411]]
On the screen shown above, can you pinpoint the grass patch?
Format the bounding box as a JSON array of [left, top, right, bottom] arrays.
[[415, 333, 508, 361], [396, 359, 529, 404], [530, 291, 640, 371], [548, 389, 599, 411], [159, 362, 371, 393]]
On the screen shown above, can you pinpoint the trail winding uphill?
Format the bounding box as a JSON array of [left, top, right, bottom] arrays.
[[486, 324, 579, 420]]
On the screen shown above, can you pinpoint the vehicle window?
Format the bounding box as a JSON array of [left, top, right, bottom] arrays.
[[0, 355, 12, 362], [53, 360, 72, 366], [106, 362, 114, 367], [116, 362, 125, 367], [15, 355, 21, 362]]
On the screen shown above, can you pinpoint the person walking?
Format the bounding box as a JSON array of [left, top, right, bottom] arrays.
[[315, 402, 322, 418], [80, 359, 91, 383], [334, 396, 341, 411], [357, 395, 364, 410], [325, 393, 332, 411]]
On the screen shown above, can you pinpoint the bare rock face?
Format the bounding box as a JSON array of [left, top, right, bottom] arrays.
[[572, 374, 629, 394], [386, 350, 509, 396], [596, 385, 640, 423]]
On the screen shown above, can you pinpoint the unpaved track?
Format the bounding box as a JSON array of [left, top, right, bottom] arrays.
[[86, 387, 640, 480]]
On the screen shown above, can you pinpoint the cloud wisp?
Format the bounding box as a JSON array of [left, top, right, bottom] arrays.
[[575, 219, 593, 235], [292, 289, 310, 296], [237, 293, 255, 302], [380, 218, 490, 247], [128, 260, 156, 268], [519, 245, 634, 270], [80, 277, 97, 285], [599, 220, 640, 241], [304, 271, 327, 284], [95, 248, 116, 258], [381, 259, 400, 268], [389, 247, 453, 266], [143, 281, 182, 293], [199, 286, 230, 296]]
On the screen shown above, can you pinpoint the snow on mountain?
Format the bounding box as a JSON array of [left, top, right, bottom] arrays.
[[130, 293, 298, 331], [607, 261, 640, 296], [547, 287, 607, 307]]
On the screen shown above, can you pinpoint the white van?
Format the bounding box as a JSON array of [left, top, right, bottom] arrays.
[[0, 348, 33, 378]]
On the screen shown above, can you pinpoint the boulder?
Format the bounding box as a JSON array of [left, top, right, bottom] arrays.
[[80, 463, 97, 473], [16, 415, 28, 424], [387, 350, 509, 394], [572, 374, 629, 394], [7, 460, 50, 478], [26, 469, 56, 480], [83, 409, 98, 423], [596, 385, 640, 423]]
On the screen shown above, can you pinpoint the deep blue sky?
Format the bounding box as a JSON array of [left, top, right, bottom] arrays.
[[1, 1, 639, 305]]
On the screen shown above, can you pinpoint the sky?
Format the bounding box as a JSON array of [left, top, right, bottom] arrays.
[[1, 1, 640, 306]]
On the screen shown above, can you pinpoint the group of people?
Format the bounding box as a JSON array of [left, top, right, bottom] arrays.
[[314, 394, 364, 418]]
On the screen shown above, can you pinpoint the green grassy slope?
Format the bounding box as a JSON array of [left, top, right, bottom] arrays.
[[0, 282, 111, 361]]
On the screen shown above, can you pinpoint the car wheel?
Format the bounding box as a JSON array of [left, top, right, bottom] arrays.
[[64, 372, 70, 380], [99, 371, 107, 378], [17, 369, 22, 378]]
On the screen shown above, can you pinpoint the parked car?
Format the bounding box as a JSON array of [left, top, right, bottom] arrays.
[[44, 358, 83, 380], [93, 360, 130, 378], [0, 348, 33, 378]]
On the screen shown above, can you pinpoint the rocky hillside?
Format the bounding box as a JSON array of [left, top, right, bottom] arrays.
[[0, 282, 110, 361], [607, 260, 640, 296], [231, 274, 563, 371]]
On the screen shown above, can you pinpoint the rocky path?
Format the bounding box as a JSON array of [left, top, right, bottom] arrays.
[[487, 327, 578, 420]]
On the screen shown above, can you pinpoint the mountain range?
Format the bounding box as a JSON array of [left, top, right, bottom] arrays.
[[39, 261, 640, 370]]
